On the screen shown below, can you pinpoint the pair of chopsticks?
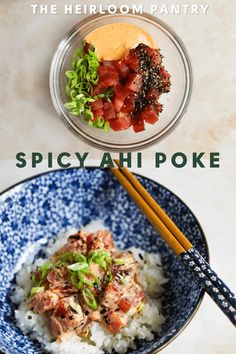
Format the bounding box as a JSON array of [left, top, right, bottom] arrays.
[[111, 160, 236, 326]]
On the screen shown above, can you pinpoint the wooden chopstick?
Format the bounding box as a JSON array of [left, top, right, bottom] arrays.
[[111, 165, 184, 255], [111, 161, 236, 326], [113, 159, 192, 252]]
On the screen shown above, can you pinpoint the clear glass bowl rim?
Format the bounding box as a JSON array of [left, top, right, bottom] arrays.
[[50, 11, 193, 151]]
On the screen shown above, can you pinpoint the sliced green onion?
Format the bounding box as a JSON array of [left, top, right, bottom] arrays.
[[65, 71, 77, 79], [88, 250, 110, 263], [104, 121, 110, 132], [95, 258, 107, 270], [87, 250, 111, 271], [105, 269, 113, 282], [64, 44, 110, 131], [91, 274, 100, 285], [96, 117, 105, 128], [80, 268, 91, 274], [31, 272, 37, 286], [122, 276, 130, 285], [71, 272, 84, 290], [83, 278, 94, 287], [114, 259, 125, 265], [97, 88, 114, 102], [86, 97, 96, 103], [82, 287, 98, 310], [76, 58, 83, 69], [76, 278, 84, 290], [64, 101, 77, 109], [76, 93, 85, 100], [40, 260, 52, 272], [137, 301, 145, 312], [84, 109, 94, 120], [65, 85, 71, 96], [70, 108, 84, 116], [74, 253, 87, 263], [71, 77, 78, 87], [101, 252, 111, 264], [54, 252, 86, 265], [38, 261, 52, 285], [70, 272, 77, 287], [30, 286, 45, 297], [67, 262, 88, 271]]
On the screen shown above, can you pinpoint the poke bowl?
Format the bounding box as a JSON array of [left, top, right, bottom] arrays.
[[50, 12, 192, 151], [0, 168, 208, 354]]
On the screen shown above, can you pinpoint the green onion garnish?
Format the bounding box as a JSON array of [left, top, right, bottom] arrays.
[[64, 42, 112, 132], [88, 250, 111, 268], [122, 276, 130, 285], [54, 252, 86, 265], [82, 287, 98, 310], [137, 301, 145, 312], [29, 248, 115, 303], [70, 272, 84, 290], [75, 253, 87, 263], [38, 261, 52, 285], [105, 269, 113, 282], [114, 259, 125, 265], [30, 286, 45, 297], [95, 257, 107, 271], [54, 252, 74, 263], [67, 262, 88, 271], [83, 278, 94, 287], [31, 272, 37, 286], [77, 280, 84, 289]]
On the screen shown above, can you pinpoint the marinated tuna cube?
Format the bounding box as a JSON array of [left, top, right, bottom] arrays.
[[28, 290, 58, 314], [50, 296, 87, 338]]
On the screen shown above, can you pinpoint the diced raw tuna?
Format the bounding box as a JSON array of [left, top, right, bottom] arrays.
[[50, 296, 86, 338], [55, 231, 87, 255], [86, 230, 115, 253]]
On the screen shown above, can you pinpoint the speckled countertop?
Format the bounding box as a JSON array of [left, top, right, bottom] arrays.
[[0, 0, 236, 353], [0, 0, 235, 159]]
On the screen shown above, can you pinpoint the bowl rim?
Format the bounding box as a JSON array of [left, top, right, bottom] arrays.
[[0, 167, 209, 354], [49, 11, 193, 152]]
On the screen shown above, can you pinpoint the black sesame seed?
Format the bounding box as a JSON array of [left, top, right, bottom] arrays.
[[139, 253, 144, 260], [69, 235, 79, 240]]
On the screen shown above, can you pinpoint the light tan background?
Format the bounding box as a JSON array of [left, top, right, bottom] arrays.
[[0, 0, 235, 159]]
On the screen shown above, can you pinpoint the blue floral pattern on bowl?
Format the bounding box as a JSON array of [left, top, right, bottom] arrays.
[[0, 168, 209, 354]]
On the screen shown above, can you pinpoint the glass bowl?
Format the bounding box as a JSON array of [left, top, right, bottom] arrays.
[[50, 12, 192, 151]]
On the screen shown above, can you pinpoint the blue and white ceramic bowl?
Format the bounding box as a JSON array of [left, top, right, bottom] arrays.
[[0, 168, 209, 354]]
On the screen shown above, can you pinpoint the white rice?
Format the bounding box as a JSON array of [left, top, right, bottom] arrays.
[[11, 221, 168, 354]]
